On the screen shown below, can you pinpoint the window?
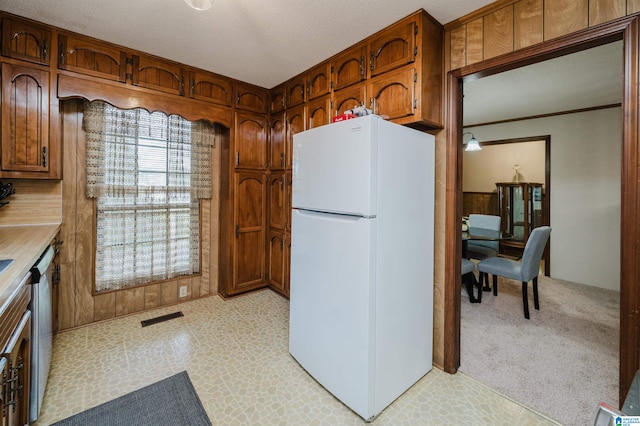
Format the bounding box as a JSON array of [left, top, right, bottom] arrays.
[[83, 101, 214, 292]]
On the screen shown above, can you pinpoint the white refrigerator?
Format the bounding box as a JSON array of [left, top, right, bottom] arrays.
[[289, 115, 435, 421]]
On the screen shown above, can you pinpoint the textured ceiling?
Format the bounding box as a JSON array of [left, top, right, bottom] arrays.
[[1, 0, 621, 125], [0, 0, 494, 88]]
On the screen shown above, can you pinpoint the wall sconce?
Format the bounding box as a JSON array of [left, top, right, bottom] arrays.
[[184, 0, 212, 10], [463, 132, 482, 152]]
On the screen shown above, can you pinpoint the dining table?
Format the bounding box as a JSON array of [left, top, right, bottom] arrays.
[[462, 226, 513, 297]]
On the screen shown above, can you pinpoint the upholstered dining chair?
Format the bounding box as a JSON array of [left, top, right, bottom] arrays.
[[467, 214, 501, 290], [476, 226, 551, 319], [461, 258, 481, 303]]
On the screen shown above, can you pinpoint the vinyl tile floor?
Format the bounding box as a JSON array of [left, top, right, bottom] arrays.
[[35, 289, 560, 425]]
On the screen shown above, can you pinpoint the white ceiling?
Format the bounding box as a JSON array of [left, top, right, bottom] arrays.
[[463, 41, 624, 125], [1, 0, 623, 124], [0, 0, 494, 89]]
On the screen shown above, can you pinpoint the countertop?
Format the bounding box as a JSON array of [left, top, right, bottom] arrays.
[[0, 223, 61, 315]]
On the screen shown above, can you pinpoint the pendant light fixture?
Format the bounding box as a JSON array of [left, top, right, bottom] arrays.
[[184, 0, 212, 11], [463, 132, 482, 151]]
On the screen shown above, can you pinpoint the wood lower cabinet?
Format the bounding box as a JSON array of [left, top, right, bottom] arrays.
[[0, 276, 32, 426], [1, 16, 51, 66], [267, 230, 288, 296], [1, 62, 59, 179], [3, 311, 31, 426], [220, 171, 267, 297]]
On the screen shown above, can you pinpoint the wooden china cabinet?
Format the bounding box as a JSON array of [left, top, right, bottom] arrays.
[[496, 182, 545, 258]]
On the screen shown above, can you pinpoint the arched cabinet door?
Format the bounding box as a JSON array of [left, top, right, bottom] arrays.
[[333, 84, 366, 116], [306, 62, 331, 101], [1, 63, 51, 176], [369, 67, 416, 121], [233, 172, 266, 292], [235, 82, 268, 114], [234, 111, 267, 170], [2, 16, 51, 65], [369, 20, 416, 77], [131, 54, 185, 96], [188, 69, 233, 106], [267, 230, 287, 295], [307, 95, 332, 129], [331, 44, 367, 92], [269, 114, 285, 170], [285, 105, 305, 170], [58, 33, 128, 82], [268, 172, 286, 231]]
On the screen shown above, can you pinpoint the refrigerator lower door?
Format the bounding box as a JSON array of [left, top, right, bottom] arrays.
[[289, 208, 376, 420]]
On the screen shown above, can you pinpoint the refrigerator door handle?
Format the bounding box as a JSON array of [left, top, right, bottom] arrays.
[[295, 208, 373, 221]]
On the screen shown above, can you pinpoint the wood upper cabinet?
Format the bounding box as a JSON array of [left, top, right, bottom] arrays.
[[188, 69, 233, 106], [268, 171, 287, 231], [285, 105, 305, 170], [236, 82, 268, 113], [1, 16, 51, 65], [369, 19, 416, 77], [331, 43, 367, 91], [306, 62, 331, 100], [333, 84, 366, 116], [3, 311, 31, 426], [286, 75, 305, 108], [131, 54, 185, 96], [369, 66, 416, 121], [267, 230, 288, 296], [1, 62, 56, 178], [269, 113, 285, 170], [232, 171, 266, 293], [307, 95, 332, 129], [58, 33, 128, 82], [270, 83, 286, 113], [234, 111, 267, 170]]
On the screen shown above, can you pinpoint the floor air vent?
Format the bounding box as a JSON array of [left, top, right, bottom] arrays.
[[141, 311, 184, 327]]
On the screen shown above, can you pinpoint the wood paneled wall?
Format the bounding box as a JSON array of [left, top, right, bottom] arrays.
[[58, 100, 221, 330], [445, 0, 638, 70]]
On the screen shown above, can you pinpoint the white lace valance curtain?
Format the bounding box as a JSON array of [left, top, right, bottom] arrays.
[[83, 101, 214, 200], [82, 101, 214, 292]]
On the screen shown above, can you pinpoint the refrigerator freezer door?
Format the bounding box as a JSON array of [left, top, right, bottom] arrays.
[[292, 115, 378, 217], [289, 208, 376, 419]]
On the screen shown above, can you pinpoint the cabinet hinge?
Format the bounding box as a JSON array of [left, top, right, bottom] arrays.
[[42, 40, 48, 61], [369, 52, 374, 72], [126, 72, 133, 81], [235, 152, 240, 166], [414, 72, 418, 83], [414, 24, 418, 35], [59, 43, 65, 65], [413, 99, 418, 109], [330, 81, 334, 90], [126, 57, 133, 65], [361, 55, 366, 75], [414, 46, 418, 57], [330, 65, 334, 74], [235, 225, 239, 238], [330, 100, 334, 109]]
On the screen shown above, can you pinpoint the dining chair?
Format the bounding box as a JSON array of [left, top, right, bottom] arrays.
[[467, 214, 501, 290], [461, 258, 481, 303], [476, 226, 551, 319]]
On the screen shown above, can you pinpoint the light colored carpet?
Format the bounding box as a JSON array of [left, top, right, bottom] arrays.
[[460, 274, 619, 426]]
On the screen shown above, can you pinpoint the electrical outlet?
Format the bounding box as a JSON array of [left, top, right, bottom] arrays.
[[179, 285, 187, 298]]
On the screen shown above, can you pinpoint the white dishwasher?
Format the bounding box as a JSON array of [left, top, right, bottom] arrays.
[[29, 244, 55, 423]]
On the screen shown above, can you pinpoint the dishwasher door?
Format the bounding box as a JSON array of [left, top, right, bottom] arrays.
[[29, 245, 54, 423]]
